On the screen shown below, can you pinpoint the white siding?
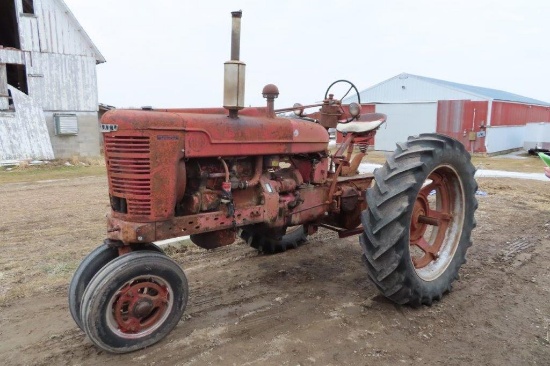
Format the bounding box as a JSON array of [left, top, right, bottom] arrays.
[[27, 52, 98, 111], [0, 49, 24, 64], [1, 0, 103, 160], [19, 15, 41, 52], [374, 103, 438, 151], [0, 86, 54, 160], [485, 126, 526, 154], [358, 75, 486, 103], [35, 0, 100, 59], [522, 122, 550, 151]]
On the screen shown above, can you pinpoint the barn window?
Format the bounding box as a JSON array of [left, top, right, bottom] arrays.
[[55, 114, 79, 135], [0, 0, 21, 48], [22, 0, 34, 14], [6, 64, 28, 95]]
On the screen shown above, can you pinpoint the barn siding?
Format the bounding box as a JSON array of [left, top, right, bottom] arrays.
[[0, 49, 24, 64], [0, 0, 103, 160], [437, 100, 488, 153], [36, 0, 99, 59], [0, 86, 54, 160], [491, 101, 550, 126], [19, 15, 41, 52], [28, 53, 98, 111]]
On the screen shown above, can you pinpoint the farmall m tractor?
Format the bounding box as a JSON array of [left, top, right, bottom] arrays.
[[69, 11, 477, 353]]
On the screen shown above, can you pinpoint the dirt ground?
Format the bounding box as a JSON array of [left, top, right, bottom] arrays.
[[0, 172, 549, 365]]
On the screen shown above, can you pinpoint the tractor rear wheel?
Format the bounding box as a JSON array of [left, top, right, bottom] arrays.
[[80, 251, 188, 353], [240, 225, 308, 254], [68, 243, 163, 330], [361, 133, 477, 306]]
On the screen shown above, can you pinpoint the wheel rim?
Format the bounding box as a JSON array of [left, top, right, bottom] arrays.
[[409, 165, 465, 281], [106, 275, 174, 339]]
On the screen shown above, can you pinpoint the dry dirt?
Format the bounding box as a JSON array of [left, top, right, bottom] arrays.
[[0, 174, 549, 365]]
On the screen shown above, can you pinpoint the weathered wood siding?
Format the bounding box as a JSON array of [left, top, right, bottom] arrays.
[[0, 0, 103, 160], [0, 86, 54, 160], [26, 52, 98, 111], [16, 0, 102, 59]]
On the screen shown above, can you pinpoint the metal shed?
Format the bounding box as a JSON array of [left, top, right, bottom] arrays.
[[0, 0, 105, 161], [353, 73, 550, 154]]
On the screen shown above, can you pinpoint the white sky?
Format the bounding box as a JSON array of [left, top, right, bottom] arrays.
[[64, 0, 550, 109]]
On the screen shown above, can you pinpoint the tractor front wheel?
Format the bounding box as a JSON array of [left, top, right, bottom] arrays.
[[69, 243, 164, 330], [361, 133, 477, 306], [80, 251, 188, 353]]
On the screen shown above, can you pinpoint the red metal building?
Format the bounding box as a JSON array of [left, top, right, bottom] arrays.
[[346, 73, 550, 154]]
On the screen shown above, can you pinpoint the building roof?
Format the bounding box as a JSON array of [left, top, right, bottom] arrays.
[[411, 73, 550, 106], [353, 73, 550, 106], [58, 0, 105, 63]]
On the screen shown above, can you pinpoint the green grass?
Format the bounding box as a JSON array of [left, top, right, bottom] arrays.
[[0, 164, 106, 184]]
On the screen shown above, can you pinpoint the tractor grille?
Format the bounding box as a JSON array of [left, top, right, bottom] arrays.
[[104, 135, 152, 216]]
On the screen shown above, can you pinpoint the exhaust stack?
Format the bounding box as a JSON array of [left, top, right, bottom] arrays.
[[224, 10, 246, 119]]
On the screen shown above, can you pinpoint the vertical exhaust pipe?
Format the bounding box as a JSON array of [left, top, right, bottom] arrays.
[[224, 11, 246, 119], [230, 11, 242, 61]]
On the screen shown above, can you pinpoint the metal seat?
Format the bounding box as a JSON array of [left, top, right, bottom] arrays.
[[336, 113, 387, 134]]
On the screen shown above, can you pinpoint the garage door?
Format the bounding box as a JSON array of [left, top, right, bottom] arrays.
[[374, 102, 438, 151]]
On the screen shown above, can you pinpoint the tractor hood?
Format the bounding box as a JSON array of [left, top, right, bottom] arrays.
[[101, 109, 329, 157]]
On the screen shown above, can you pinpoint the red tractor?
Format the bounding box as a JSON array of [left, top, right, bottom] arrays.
[[69, 11, 477, 353]]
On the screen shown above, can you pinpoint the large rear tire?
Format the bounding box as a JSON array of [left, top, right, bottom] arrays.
[[361, 133, 477, 306], [240, 225, 308, 254]]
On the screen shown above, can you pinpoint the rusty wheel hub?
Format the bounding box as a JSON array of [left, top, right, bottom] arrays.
[[409, 167, 462, 280], [107, 276, 173, 337]]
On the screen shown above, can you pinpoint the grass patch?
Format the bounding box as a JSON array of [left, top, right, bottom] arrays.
[[0, 164, 106, 184], [42, 261, 78, 276]]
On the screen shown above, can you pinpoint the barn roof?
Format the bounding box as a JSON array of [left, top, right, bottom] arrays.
[[355, 73, 550, 107]]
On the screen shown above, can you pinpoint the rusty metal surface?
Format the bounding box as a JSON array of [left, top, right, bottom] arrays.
[[107, 204, 266, 244], [437, 100, 488, 153], [154, 107, 267, 117], [190, 229, 236, 249], [102, 110, 328, 158], [100, 84, 387, 250], [262, 84, 279, 118], [491, 101, 550, 126], [287, 187, 330, 226], [410, 170, 454, 269]]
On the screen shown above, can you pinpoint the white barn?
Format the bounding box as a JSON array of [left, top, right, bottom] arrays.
[[0, 0, 105, 161]]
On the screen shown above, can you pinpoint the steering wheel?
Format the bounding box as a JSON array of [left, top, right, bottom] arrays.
[[324, 80, 361, 105]]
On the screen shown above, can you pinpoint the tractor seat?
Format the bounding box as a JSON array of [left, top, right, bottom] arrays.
[[336, 113, 387, 134]]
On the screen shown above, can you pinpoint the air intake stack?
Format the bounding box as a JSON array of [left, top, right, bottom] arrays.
[[224, 10, 246, 119]]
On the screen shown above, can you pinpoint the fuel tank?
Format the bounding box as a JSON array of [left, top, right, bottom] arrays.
[[101, 109, 329, 157]]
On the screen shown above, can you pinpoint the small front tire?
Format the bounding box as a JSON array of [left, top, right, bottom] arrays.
[[80, 251, 188, 353], [69, 243, 164, 330]]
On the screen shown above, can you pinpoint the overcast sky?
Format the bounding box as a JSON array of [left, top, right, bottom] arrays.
[[64, 0, 550, 109]]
